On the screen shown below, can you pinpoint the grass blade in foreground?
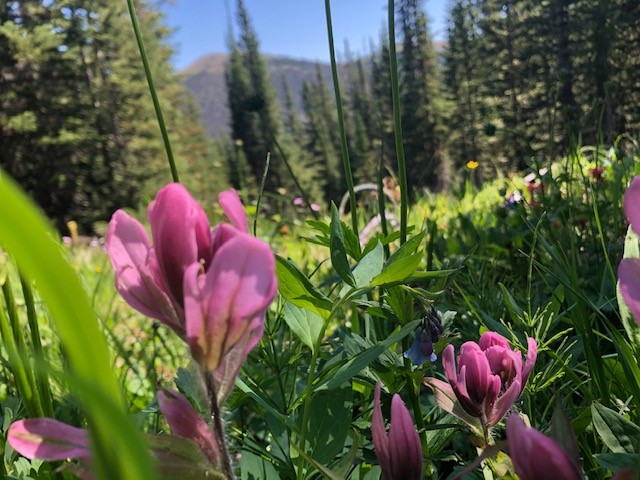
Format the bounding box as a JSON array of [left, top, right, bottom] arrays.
[[0, 171, 157, 480]]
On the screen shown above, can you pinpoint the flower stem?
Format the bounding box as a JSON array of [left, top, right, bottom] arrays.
[[205, 373, 234, 479]]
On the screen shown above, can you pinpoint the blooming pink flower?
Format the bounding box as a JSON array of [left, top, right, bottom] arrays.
[[618, 175, 640, 325], [107, 184, 277, 372], [506, 414, 582, 480], [424, 332, 537, 432], [371, 383, 423, 480]]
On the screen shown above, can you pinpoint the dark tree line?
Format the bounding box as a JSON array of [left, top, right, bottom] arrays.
[[226, 0, 640, 205], [0, 0, 226, 232]]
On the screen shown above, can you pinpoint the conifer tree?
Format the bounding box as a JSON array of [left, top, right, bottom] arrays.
[[398, 0, 449, 192]]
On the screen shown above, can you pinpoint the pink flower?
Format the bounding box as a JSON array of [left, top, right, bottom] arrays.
[[506, 414, 581, 480], [619, 175, 640, 325], [156, 389, 220, 467], [371, 383, 423, 480], [293, 197, 304, 206], [424, 332, 537, 432], [107, 184, 277, 377], [7, 389, 223, 479]]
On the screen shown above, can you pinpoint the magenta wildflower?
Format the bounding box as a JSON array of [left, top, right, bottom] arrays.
[[106, 183, 277, 375], [618, 175, 640, 325], [506, 414, 581, 480], [424, 332, 537, 432], [371, 383, 423, 480]]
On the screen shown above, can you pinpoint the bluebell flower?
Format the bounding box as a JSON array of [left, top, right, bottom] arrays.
[[403, 311, 443, 365]]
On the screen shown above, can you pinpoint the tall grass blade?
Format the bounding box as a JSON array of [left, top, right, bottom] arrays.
[[126, 0, 179, 183], [0, 172, 158, 480], [324, 0, 359, 237], [387, 0, 409, 245]]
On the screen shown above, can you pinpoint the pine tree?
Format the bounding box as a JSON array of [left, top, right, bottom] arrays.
[[398, 0, 449, 192]]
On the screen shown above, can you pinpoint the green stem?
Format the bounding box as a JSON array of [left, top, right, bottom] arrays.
[[126, 0, 179, 183], [402, 338, 426, 446], [267, 130, 319, 220], [2, 277, 43, 417], [205, 373, 234, 479], [377, 149, 391, 260], [387, 0, 409, 245], [296, 340, 321, 480], [254, 153, 271, 236], [324, 0, 359, 238], [20, 274, 54, 417]]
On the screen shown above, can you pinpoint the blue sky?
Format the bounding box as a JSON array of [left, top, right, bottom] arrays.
[[162, 0, 449, 71]]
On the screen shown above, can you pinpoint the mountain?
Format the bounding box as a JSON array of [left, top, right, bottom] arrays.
[[181, 42, 447, 139], [181, 53, 333, 138]]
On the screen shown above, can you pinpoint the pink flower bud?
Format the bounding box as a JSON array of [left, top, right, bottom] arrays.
[[371, 383, 423, 480], [506, 414, 582, 480]]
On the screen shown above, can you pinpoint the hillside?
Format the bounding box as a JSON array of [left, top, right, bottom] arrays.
[[181, 53, 333, 138], [181, 43, 447, 139]]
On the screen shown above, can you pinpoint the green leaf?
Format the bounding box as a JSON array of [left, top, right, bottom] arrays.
[[0, 170, 157, 479], [551, 401, 580, 469], [371, 253, 422, 287], [235, 378, 296, 429], [386, 230, 425, 264], [147, 436, 225, 480], [594, 453, 638, 471], [330, 203, 356, 286], [316, 319, 421, 391], [591, 403, 640, 454], [275, 255, 332, 318], [340, 242, 384, 296], [240, 450, 280, 480], [282, 302, 324, 352], [298, 385, 353, 464]]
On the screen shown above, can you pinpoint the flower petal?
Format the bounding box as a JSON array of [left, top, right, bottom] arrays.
[[479, 331, 510, 351], [106, 210, 181, 331], [371, 383, 391, 477], [623, 175, 640, 237], [619, 258, 640, 325], [149, 183, 211, 308], [8, 418, 91, 461], [388, 395, 423, 480], [487, 377, 521, 426], [185, 234, 276, 371], [218, 189, 248, 233], [506, 414, 581, 480], [423, 378, 483, 434], [157, 389, 220, 467]]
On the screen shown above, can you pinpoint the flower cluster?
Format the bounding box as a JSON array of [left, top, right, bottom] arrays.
[[618, 175, 640, 325], [425, 332, 537, 435]]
